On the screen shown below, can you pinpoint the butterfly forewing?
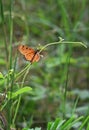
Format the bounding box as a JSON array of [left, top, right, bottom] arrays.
[[18, 45, 35, 55]]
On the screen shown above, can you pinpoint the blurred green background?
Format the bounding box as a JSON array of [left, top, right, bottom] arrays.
[[0, 0, 89, 130]]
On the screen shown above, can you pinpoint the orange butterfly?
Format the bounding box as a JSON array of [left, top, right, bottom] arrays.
[[18, 45, 41, 63]]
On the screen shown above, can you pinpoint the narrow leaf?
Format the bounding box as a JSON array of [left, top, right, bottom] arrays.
[[7, 87, 32, 99]]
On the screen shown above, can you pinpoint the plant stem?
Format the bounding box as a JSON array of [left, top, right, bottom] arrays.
[[39, 39, 87, 54], [12, 64, 31, 125], [15, 63, 31, 81], [0, 0, 8, 62]]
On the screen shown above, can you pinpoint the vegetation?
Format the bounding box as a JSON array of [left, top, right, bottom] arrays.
[[0, 0, 89, 130]]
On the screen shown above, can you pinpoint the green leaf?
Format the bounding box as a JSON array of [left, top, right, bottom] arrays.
[[79, 116, 89, 130], [0, 58, 6, 65], [0, 72, 4, 79], [47, 122, 52, 130], [50, 118, 61, 130], [47, 119, 65, 130], [7, 86, 32, 99], [60, 116, 75, 129]]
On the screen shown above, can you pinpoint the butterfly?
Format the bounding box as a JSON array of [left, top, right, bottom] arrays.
[[18, 45, 41, 63]]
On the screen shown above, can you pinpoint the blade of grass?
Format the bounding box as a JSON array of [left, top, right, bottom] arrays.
[[63, 53, 70, 117], [57, 0, 71, 39], [79, 116, 89, 130], [7, 0, 14, 128], [60, 116, 75, 129], [61, 116, 83, 130], [9, 0, 13, 70], [50, 118, 61, 130], [0, 0, 8, 62], [72, 96, 79, 115], [86, 121, 89, 130]]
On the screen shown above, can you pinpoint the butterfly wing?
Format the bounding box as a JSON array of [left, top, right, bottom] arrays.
[[25, 52, 40, 63], [18, 45, 35, 55], [18, 45, 40, 63]]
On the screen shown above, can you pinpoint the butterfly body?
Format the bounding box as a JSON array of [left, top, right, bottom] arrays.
[[18, 45, 40, 63]]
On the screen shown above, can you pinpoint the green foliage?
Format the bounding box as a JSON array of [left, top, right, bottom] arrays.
[[0, 0, 89, 130], [22, 116, 89, 130], [47, 116, 89, 130], [0, 72, 4, 79], [7, 87, 32, 99]]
